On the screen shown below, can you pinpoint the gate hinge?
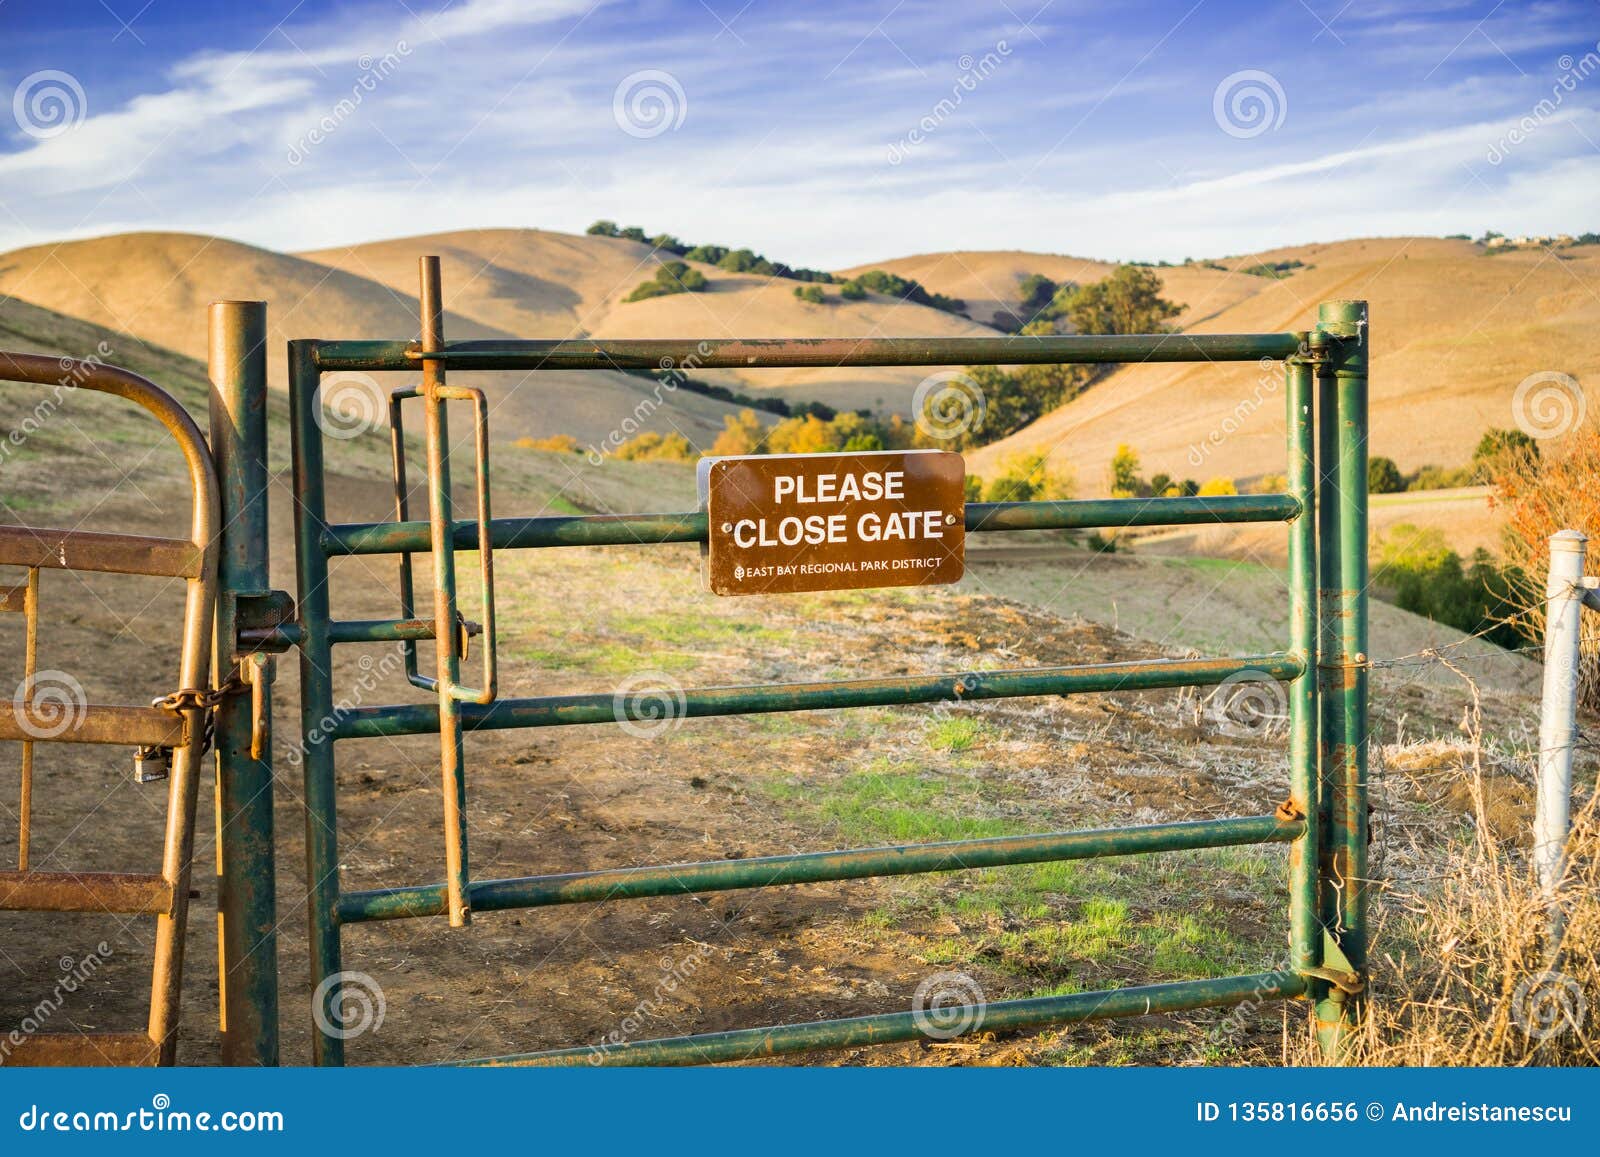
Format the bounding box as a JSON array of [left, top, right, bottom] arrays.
[[1305, 931, 1366, 996]]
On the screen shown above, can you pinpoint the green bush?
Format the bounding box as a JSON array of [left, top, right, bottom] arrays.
[[1368, 456, 1405, 493], [839, 280, 867, 301], [847, 270, 965, 314], [793, 284, 826, 305], [624, 260, 708, 302], [1406, 465, 1473, 491], [1374, 523, 1522, 648]]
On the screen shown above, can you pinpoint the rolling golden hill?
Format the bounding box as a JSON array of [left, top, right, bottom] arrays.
[[966, 236, 1600, 493], [303, 228, 999, 414], [0, 231, 763, 449]]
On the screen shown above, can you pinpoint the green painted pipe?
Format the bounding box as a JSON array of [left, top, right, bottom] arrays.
[[339, 814, 1303, 923], [321, 494, 1302, 557], [208, 300, 280, 1066], [312, 333, 1308, 373], [287, 341, 348, 1068], [452, 971, 1309, 1066], [330, 653, 1304, 740]]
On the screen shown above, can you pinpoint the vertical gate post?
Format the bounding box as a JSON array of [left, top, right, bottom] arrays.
[[288, 338, 347, 1065], [1314, 300, 1370, 1058], [1536, 530, 1585, 921], [208, 301, 281, 1065], [418, 256, 474, 928]]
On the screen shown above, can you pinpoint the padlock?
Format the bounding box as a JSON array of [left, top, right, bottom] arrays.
[[133, 745, 172, 784]]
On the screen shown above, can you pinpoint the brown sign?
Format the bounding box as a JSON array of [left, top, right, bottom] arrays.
[[699, 450, 966, 596]]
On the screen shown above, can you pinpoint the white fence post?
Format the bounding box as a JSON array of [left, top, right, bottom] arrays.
[[1535, 529, 1586, 904]]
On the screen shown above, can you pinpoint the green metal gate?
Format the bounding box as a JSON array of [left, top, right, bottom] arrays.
[[213, 258, 1370, 1066]]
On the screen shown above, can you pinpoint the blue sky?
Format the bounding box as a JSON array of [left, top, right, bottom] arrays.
[[0, 0, 1596, 265]]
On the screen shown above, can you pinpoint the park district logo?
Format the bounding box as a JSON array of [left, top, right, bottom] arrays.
[[699, 449, 966, 596]]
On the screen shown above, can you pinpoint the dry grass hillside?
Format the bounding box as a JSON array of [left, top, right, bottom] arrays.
[[305, 228, 998, 414], [4, 227, 1594, 536], [0, 232, 755, 449], [837, 250, 1262, 330], [968, 237, 1600, 492]]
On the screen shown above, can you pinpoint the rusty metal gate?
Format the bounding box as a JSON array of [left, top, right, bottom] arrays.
[[0, 352, 219, 1066], [197, 256, 1371, 1067]]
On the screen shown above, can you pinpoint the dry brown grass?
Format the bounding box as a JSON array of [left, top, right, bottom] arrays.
[[1323, 667, 1598, 1066], [1490, 425, 1600, 709]]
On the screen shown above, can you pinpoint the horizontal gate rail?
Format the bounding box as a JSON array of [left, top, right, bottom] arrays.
[[312, 332, 1306, 372], [0, 703, 186, 747], [321, 493, 1302, 556], [340, 814, 1304, 923], [0, 524, 205, 578], [0, 870, 174, 913], [456, 971, 1310, 1067], [329, 653, 1303, 740]]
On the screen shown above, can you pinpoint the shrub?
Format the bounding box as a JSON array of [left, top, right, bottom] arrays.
[[624, 261, 708, 302], [1197, 476, 1237, 496], [1474, 427, 1538, 480], [1407, 465, 1474, 491], [1489, 423, 1600, 705], [1108, 443, 1143, 497], [793, 284, 826, 305], [1368, 456, 1405, 493], [1059, 265, 1180, 336], [612, 431, 696, 461], [515, 434, 581, 454], [847, 269, 965, 314], [1372, 522, 1521, 648], [980, 452, 1073, 503], [710, 409, 767, 456], [839, 280, 866, 301]]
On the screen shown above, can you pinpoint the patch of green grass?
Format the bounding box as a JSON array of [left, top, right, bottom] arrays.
[[924, 715, 991, 753], [763, 769, 1015, 845]]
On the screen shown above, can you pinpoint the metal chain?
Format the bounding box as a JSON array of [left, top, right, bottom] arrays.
[[151, 666, 251, 758]]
